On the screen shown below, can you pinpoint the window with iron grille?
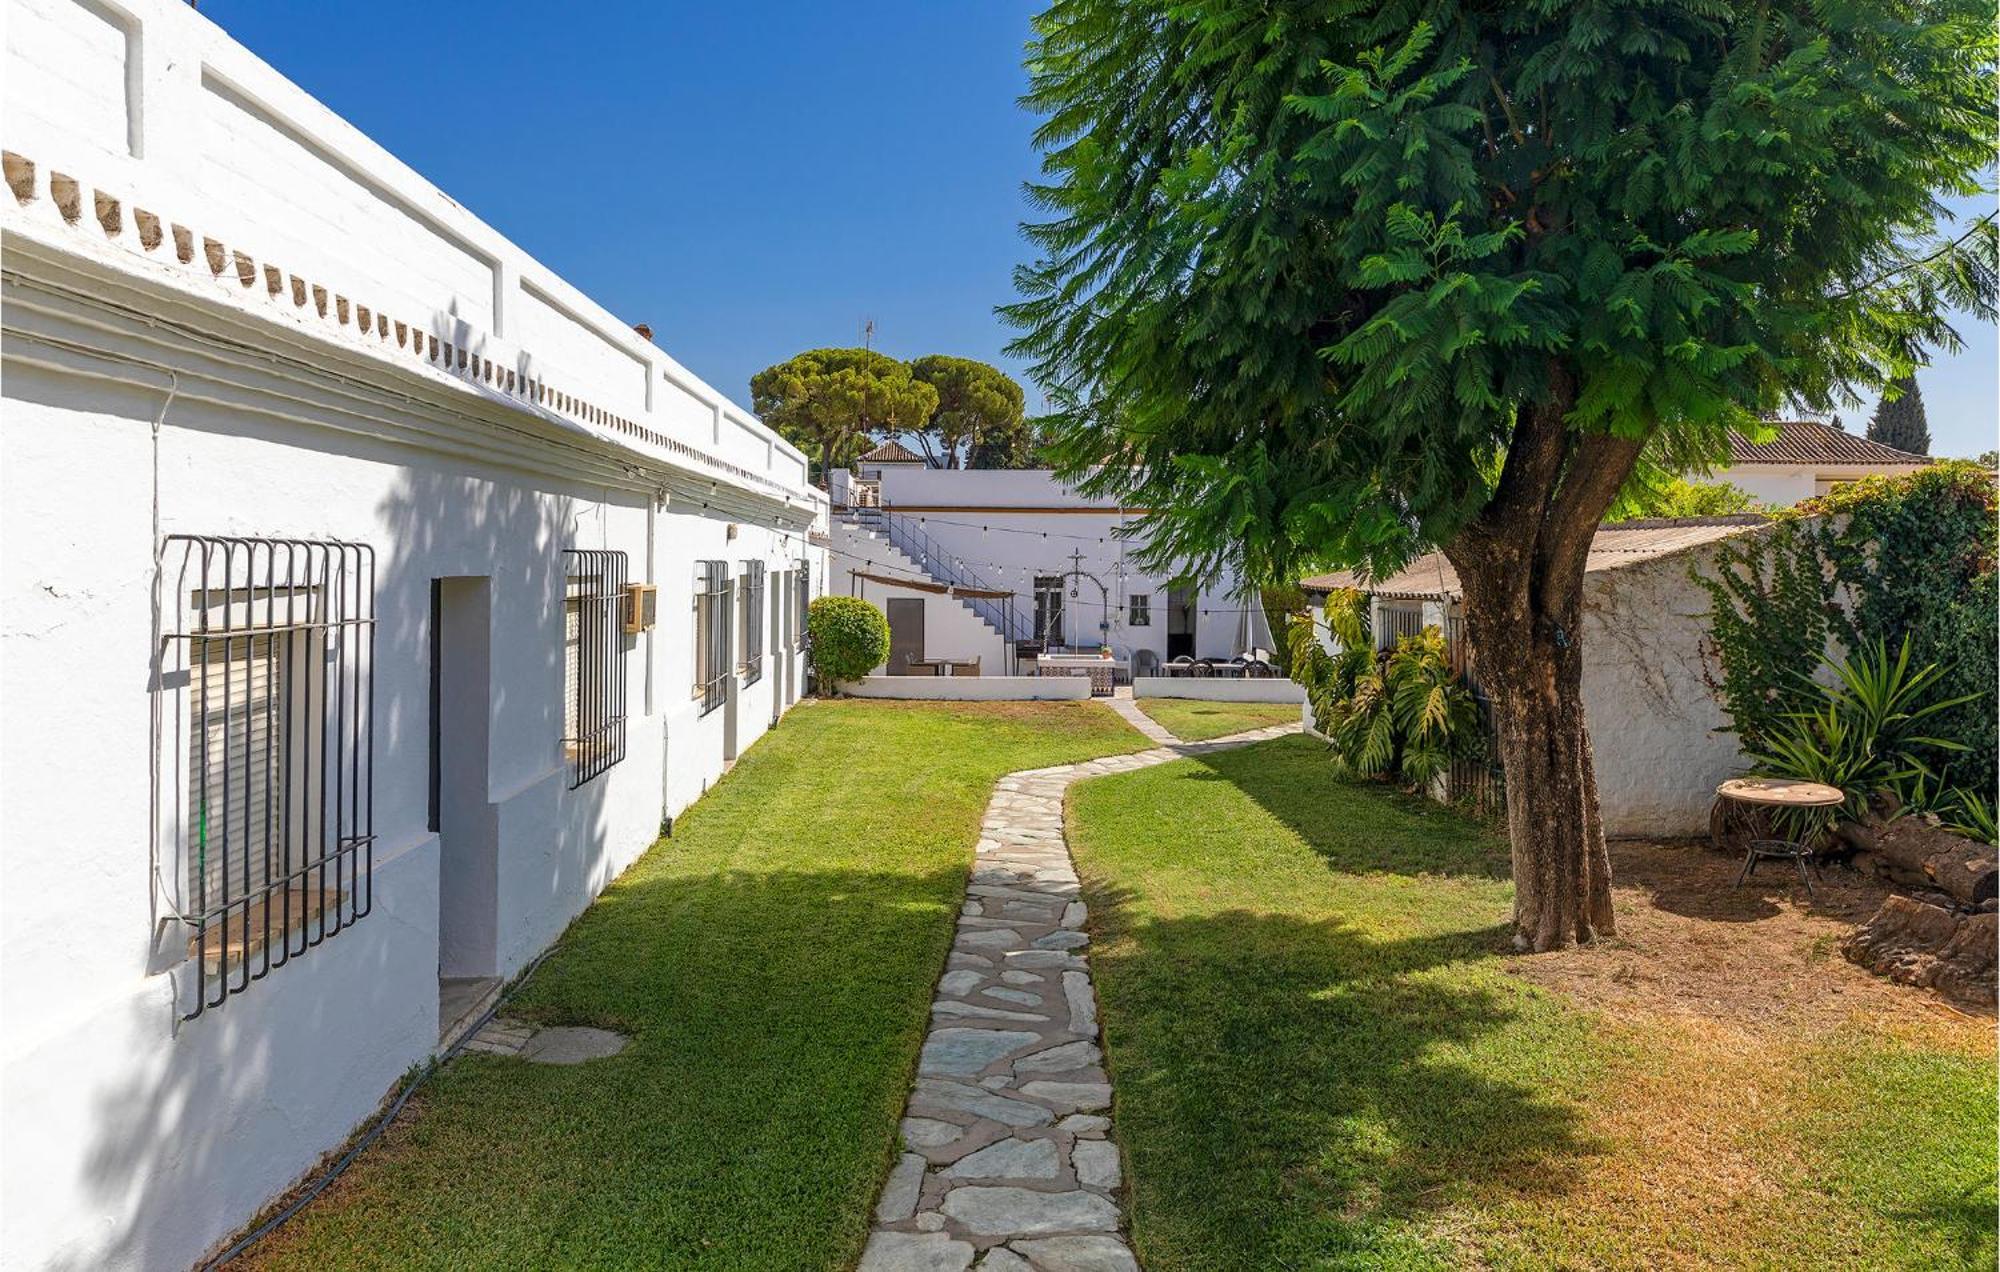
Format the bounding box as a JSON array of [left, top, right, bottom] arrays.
[[740, 560, 766, 685], [1376, 601, 1426, 651], [162, 535, 375, 1021], [1128, 593, 1151, 626], [795, 559, 811, 650], [694, 560, 731, 715], [562, 549, 628, 788]]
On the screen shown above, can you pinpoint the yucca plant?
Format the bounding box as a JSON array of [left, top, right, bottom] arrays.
[[1941, 788, 1998, 846], [1747, 637, 1973, 839]]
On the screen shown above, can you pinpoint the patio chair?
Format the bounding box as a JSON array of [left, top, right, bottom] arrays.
[[1166, 655, 1196, 678], [948, 657, 981, 677], [1133, 648, 1161, 678], [1189, 659, 1214, 677]]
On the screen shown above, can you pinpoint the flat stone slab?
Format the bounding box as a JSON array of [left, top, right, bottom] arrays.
[[902, 1117, 965, 1149], [865, 723, 1293, 1259], [1072, 1139, 1121, 1190], [877, 1152, 927, 1222], [921, 1028, 1041, 1076], [516, 1027, 628, 1065], [1016, 1080, 1112, 1112], [913, 1081, 1055, 1128], [940, 1186, 1120, 1236], [941, 1136, 1061, 1180], [1011, 1234, 1141, 1271], [857, 1231, 975, 1272], [1014, 1041, 1101, 1074]]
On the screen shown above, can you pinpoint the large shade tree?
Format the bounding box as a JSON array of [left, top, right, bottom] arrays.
[[909, 354, 1029, 467], [749, 348, 938, 485], [1007, 0, 1996, 950]]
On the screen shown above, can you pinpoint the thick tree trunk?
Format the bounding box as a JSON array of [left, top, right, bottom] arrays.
[[1456, 556, 1617, 950], [1442, 370, 1646, 952]]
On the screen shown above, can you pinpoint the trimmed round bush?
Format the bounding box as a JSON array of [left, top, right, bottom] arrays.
[[806, 595, 890, 690]]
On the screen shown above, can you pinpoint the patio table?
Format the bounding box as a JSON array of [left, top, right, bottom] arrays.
[[1715, 777, 1845, 898]]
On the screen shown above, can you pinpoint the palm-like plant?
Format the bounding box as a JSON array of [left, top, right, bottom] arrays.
[[1387, 629, 1484, 787], [1747, 637, 1973, 838]]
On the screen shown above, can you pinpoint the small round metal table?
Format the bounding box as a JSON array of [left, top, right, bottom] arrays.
[[1715, 778, 1845, 897]]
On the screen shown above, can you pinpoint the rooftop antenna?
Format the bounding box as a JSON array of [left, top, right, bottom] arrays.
[[861, 317, 876, 351]]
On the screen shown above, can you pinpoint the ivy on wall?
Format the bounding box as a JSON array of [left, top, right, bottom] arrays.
[[1692, 461, 1997, 793]]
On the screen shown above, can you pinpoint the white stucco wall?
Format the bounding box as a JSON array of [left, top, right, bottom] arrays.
[[1711, 464, 1817, 507], [1133, 677, 1305, 704], [1581, 543, 1748, 838], [856, 468, 1263, 661], [828, 521, 1012, 673], [0, 2, 827, 1268], [840, 676, 1091, 701]]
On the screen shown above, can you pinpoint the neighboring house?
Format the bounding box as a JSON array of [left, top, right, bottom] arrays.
[[1712, 418, 1931, 505], [1301, 518, 1770, 837], [854, 437, 930, 481], [828, 466, 1272, 676], [0, 4, 826, 1269]]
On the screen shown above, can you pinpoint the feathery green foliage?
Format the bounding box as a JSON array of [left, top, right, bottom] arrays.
[[1289, 609, 1481, 788], [1606, 476, 1762, 522], [1007, 0, 1997, 587]]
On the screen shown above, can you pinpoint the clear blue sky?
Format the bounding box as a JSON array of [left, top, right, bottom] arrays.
[[207, 2, 1996, 458]]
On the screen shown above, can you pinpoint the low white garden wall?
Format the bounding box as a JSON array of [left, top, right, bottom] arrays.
[[1134, 677, 1305, 704], [840, 676, 1092, 701]]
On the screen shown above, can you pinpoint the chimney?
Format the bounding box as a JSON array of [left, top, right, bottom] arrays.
[[632, 322, 654, 343]]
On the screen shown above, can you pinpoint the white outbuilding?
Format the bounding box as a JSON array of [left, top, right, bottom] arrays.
[[1, 2, 825, 1268], [1301, 518, 1768, 837]]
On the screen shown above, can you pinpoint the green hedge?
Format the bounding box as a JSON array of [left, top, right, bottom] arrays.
[[806, 595, 890, 689]]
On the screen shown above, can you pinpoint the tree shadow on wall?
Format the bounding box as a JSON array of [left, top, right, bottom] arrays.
[[68, 383, 623, 1270]]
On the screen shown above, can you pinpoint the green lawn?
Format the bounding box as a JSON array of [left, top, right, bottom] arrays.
[[1067, 734, 1997, 1270], [247, 700, 1147, 1270], [1134, 696, 1301, 741]]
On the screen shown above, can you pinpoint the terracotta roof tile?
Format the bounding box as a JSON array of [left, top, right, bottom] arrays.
[[1299, 517, 1769, 601], [1728, 419, 1930, 466], [858, 439, 927, 465]]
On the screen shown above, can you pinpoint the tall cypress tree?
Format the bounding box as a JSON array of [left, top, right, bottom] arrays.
[[1008, 0, 1996, 950], [1867, 376, 1932, 455]]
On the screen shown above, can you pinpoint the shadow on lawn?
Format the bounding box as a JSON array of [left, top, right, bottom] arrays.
[[1184, 735, 1515, 880], [240, 858, 971, 1270], [1090, 895, 1601, 1264]]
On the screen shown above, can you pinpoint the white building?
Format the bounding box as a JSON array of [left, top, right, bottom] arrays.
[[1711, 419, 1931, 506], [1301, 518, 1767, 837], [0, 3, 826, 1268], [828, 465, 1272, 678]]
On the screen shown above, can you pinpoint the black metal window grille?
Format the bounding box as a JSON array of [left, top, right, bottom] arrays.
[[695, 560, 731, 715], [795, 559, 811, 650], [1128, 593, 1151, 626], [562, 549, 628, 788], [161, 535, 374, 1021], [740, 560, 766, 686]]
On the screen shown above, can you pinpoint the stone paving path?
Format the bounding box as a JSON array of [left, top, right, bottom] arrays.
[[858, 715, 1298, 1272]]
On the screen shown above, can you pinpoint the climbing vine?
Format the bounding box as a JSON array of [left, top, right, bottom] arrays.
[[1692, 461, 1997, 797]]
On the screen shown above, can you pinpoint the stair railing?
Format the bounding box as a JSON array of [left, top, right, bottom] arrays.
[[843, 507, 1033, 642]]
